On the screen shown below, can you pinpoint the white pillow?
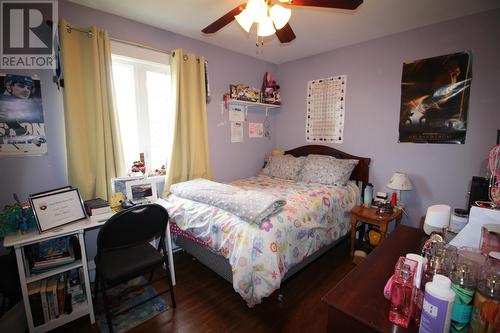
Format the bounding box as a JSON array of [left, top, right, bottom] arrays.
[[300, 156, 358, 185], [266, 155, 306, 180]]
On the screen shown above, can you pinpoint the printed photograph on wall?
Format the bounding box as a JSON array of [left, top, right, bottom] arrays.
[[398, 51, 472, 144], [0, 74, 47, 156]]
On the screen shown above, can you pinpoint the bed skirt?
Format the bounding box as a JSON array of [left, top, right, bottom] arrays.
[[174, 232, 350, 285]]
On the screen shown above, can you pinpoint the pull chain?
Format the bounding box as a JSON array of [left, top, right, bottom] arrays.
[[255, 36, 264, 47]]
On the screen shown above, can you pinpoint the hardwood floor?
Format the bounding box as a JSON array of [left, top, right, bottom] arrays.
[[54, 238, 355, 333]]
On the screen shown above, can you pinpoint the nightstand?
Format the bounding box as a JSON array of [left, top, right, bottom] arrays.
[[350, 205, 403, 258]]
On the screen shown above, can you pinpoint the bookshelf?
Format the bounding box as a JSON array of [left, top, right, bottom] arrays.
[[4, 223, 96, 333], [25, 260, 83, 284]]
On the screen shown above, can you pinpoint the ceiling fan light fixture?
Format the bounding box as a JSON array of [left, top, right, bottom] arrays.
[[257, 15, 276, 37], [246, 0, 267, 23], [235, 9, 253, 32], [269, 4, 291, 30]]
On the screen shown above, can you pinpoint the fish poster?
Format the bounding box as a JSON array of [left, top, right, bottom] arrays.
[[0, 74, 47, 156], [398, 52, 472, 144]]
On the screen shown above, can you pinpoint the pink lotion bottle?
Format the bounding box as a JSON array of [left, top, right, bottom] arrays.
[[389, 257, 417, 328]]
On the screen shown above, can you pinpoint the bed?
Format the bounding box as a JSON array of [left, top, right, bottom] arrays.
[[163, 145, 370, 306]]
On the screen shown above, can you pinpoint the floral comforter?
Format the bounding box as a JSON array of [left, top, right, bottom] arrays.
[[164, 175, 359, 306]]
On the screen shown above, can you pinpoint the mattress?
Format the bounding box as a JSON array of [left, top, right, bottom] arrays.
[[163, 175, 359, 306]]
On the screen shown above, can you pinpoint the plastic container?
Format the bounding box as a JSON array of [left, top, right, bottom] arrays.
[[419, 274, 456, 333], [363, 183, 373, 208], [449, 209, 468, 233]]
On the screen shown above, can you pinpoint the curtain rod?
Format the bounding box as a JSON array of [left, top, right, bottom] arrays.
[[109, 37, 171, 55], [64, 24, 171, 55]]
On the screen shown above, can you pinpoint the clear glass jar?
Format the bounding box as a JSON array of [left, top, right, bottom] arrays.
[[469, 253, 500, 333]]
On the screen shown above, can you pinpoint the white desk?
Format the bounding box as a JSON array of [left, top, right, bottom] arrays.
[[3, 211, 176, 333]]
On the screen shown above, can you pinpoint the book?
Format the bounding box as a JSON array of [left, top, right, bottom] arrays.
[[67, 268, 85, 304], [56, 275, 66, 317], [84, 198, 110, 216], [35, 237, 70, 258], [46, 277, 58, 319], [32, 246, 75, 271], [90, 206, 113, 216], [40, 279, 49, 323], [28, 281, 44, 326], [89, 211, 115, 223]]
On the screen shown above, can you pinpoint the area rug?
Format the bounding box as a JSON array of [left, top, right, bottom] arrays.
[[95, 276, 168, 333]]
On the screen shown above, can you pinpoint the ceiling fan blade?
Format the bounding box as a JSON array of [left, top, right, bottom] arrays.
[[287, 0, 363, 10], [275, 23, 296, 43], [202, 4, 245, 33]]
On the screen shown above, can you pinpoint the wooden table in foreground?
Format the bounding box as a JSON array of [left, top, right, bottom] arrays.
[[323, 225, 425, 333]]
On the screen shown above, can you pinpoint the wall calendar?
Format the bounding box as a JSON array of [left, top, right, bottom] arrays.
[[305, 75, 346, 143]]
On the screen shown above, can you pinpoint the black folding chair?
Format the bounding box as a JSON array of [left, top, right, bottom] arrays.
[[93, 203, 175, 333]]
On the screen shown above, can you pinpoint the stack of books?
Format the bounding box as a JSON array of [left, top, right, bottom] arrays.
[[28, 237, 76, 273], [84, 198, 115, 222], [27, 269, 86, 326]]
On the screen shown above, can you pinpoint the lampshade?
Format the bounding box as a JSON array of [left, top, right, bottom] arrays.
[[270, 4, 291, 30], [423, 204, 451, 235], [257, 16, 276, 37], [235, 9, 253, 32], [246, 0, 267, 23], [387, 172, 413, 191]]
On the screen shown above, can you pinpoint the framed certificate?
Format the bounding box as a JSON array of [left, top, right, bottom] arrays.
[[30, 185, 73, 198], [29, 188, 88, 232]]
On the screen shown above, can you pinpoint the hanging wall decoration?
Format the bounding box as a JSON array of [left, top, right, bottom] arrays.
[[0, 74, 47, 156], [306, 75, 346, 143], [398, 51, 472, 144]]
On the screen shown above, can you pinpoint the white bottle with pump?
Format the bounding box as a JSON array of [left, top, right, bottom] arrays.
[[419, 274, 456, 333]]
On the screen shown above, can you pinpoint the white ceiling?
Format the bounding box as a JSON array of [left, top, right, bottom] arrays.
[[69, 0, 500, 64]]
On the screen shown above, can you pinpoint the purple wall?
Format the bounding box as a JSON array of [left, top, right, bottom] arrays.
[[276, 9, 500, 226], [60, 1, 279, 184], [0, 2, 278, 207], [1, 2, 498, 234]]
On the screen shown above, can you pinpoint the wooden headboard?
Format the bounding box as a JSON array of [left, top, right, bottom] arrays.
[[285, 145, 371, 187]]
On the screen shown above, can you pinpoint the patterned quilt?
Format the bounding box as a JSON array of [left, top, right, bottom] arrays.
[[163, 175, 359, 306]]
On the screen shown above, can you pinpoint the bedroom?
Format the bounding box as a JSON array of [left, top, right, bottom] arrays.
[[0, 0, 499, 332]]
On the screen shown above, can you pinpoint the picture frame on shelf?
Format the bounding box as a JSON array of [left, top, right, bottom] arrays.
[[125, 179, 158, 204], [29, 188, 87, 233]]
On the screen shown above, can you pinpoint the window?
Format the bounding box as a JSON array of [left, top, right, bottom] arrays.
[[111, 41, 172, 176]]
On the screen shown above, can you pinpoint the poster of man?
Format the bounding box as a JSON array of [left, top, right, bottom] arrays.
[[0, 74, 47, 156], [398, 51, 472, 144]]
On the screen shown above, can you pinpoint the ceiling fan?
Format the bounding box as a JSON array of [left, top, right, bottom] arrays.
[[202, 0, 363, 44]]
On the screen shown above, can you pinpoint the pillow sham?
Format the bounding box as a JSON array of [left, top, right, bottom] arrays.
[[300, 157, 358, 185], [266, 155, 306, 180]]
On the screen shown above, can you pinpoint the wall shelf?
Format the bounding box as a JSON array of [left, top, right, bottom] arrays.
[[221, 99, 280, 115]]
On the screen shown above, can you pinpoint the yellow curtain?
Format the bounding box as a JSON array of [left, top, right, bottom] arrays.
[[59, 19, 124, 201], [166, 49, 212, 189]]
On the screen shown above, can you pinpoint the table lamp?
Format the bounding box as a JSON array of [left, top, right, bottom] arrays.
[[386, 172, 413, 207], [423, 204, 451, 235]]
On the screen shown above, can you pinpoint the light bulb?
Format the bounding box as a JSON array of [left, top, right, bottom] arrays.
[[235, 9, 253, 32], [246, 0, 267, 23], [270, 4, 291, 29], [257, 15, 276, 37]]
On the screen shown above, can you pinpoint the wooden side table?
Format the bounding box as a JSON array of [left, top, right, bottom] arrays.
[[350, 205, 403, 257]]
